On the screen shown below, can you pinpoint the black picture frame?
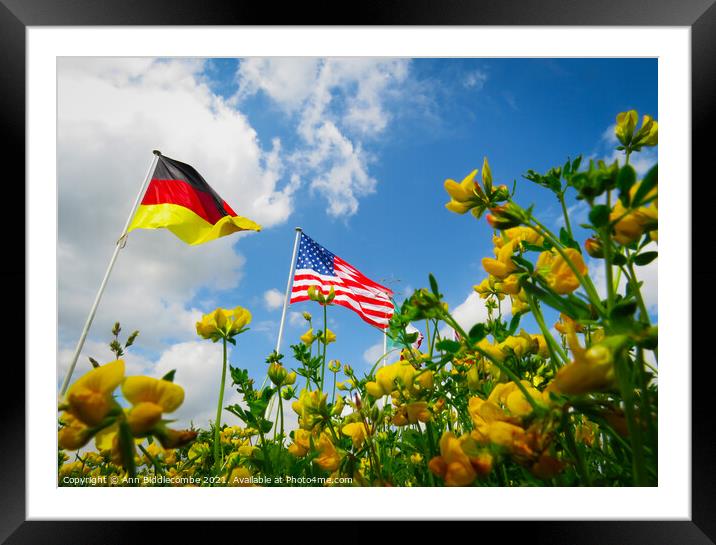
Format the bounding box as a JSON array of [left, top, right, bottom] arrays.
[[3, 0, 711, 542]]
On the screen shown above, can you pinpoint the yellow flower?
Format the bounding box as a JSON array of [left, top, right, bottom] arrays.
[[65, 359, 125, 426], [487, 381, 544, 418], [292, 389, 328, 430], [503, 226, 543, 246], [474, 276, 505, 300], [531, 335, 549, 358], [615, 110, 639, 145], [536, 248, 588, 294], [547, 325, 616, 395], [122, 376, 185, 435], [58, 412, 93, 450], [406, 401, 431, 423], [482, 240, 518, 280], [510, 290, 530, 315], [616, 110, 658, 147], [342, 421, 369, 449], [268, 363, 296, 387], [499, 332, 536, 359], [314, 433, 341, 472], [501, 274, 521, 295], [196, 306, 252, 341], [320, 329, 337, 344], [610, 181, 658, 245], [300, 328, 316, 346], [288, 429, 312, 457], [427, 432, 477, 486], [554, 313, 584, 335], [444, 169, 480, 214], [476, 337, 505, 363]]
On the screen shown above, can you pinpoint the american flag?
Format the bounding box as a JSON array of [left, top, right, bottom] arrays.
[[290, 232, 394, 329]]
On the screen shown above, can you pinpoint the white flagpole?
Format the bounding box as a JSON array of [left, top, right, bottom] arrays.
[[275, 227, 303, 355], [59, 150, 161, 396]]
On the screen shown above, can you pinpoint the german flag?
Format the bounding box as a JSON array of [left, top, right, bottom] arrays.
[[128, 154, 261, 245]]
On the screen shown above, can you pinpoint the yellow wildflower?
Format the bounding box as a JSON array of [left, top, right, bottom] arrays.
[[122, 376, 185, 435], [65, 359, 124, 426], [342, 421, 369, 449], [536, 248, 588, 294]]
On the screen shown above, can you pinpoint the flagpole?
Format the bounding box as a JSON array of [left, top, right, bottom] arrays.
[[59, 150, 161, 396], [275, 227, 303, 355]]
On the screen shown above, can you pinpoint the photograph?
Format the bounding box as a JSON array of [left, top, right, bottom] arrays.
[[56, 56, 659, 488]]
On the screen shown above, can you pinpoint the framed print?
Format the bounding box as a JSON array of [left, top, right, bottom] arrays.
[[3, 0, 713, 542]]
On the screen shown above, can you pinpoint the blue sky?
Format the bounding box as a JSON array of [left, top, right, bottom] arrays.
[[57, 57, 657, 428]]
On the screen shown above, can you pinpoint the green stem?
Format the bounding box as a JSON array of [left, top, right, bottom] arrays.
[[603, 191, 616, 312], [626, 257, 652, 326], [558, 191, 574, 239], [564, 414, 591, 486], [278, 391, 285, 439], [526, 291, 569, 364], [320, 305, 328, 391], [331, 371, 337, 404], [213, 337, 228, 473], [613, 350, 649, 486], [138, 443, 166, 477], [118, 420, 136, 484]]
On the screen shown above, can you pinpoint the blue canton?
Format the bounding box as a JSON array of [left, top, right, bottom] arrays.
[[295, 233, 336, 276]]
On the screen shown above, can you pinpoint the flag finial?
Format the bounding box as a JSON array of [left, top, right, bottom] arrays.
[[152, 149, 162, 156]]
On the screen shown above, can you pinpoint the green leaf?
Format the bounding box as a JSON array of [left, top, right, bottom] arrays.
[[632, 165, 657, 207], [161, 369, 176, 382], [429, 273, 439, 296], [435, 339, 461, 354], [612, 253, 627, 267], [507, 314, 522, 336], [589, 205, 611, 228], [633, 251, 658, 266], [617, 165, 636, 207], [511, 255, 534, 273], [468, 323, 487, 343]]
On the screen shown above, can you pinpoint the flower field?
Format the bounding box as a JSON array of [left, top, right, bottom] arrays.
[[58, 110, 658, 487]]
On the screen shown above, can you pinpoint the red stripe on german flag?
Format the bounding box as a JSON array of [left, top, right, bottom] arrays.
[[128, 155, 261, 245]]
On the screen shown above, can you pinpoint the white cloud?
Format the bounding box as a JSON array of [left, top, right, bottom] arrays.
[[236, 58, 410, 218], [451, 292, 501, 332], [153, 341, 245, 430], [235, 58, 320, 112], [463, 70, 488, 90], [288, 311, 305, 328], [263, 288, 284, 311], [363, 342, 385, 366]]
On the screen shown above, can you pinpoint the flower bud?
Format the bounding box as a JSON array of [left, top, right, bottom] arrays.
[[328, 359, 341, 373], [584, 237, 604, 258], [268, 362, 289, 386], [492, 185, 510, 202], [485, 203, 523, 230], [302, 312, 312, 322]]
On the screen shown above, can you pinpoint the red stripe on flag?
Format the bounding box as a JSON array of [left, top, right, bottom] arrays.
[[141, 179, 227, 225]]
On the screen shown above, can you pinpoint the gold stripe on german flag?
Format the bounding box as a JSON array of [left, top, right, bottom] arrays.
[[128, 154, 261, 245]]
